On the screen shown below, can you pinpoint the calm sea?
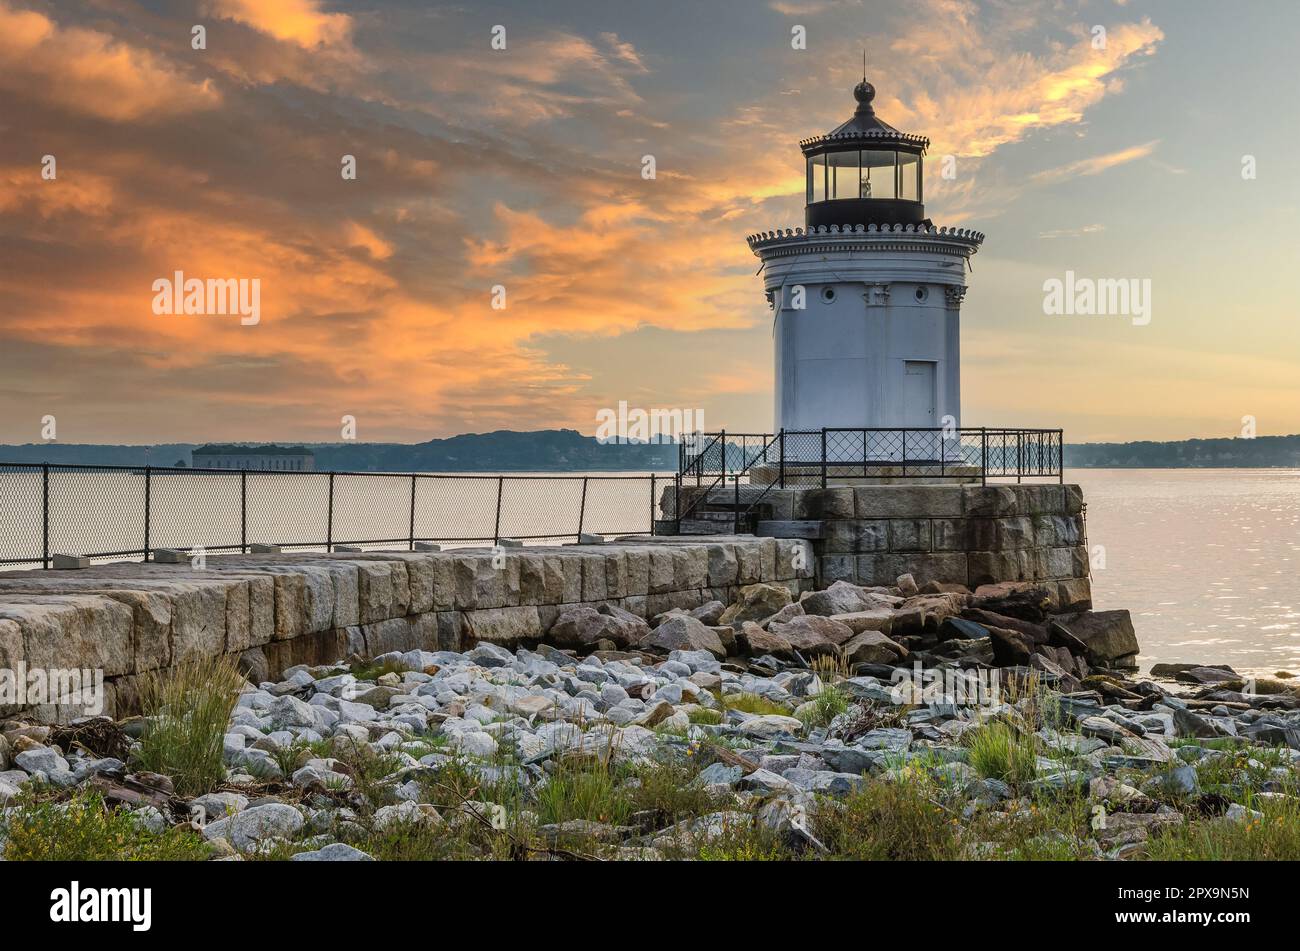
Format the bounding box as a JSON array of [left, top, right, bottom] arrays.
[[1073, 468, 1300, 675], [1, 466, 1295, 675]]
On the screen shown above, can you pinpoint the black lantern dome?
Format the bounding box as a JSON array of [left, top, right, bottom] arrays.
[[800, 76, 929, 229]]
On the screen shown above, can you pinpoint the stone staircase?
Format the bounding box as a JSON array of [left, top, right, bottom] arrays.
[[657, 482, 777, 536]]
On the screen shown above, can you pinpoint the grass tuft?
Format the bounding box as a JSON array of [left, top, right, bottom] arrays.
[[136, 653, 245, 796]]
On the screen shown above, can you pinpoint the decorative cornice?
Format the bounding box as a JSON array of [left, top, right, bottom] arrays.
[[799, 130, 930, 153], [748, 223, 984, 258]]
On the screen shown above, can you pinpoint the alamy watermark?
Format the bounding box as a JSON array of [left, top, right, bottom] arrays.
[[152, 271, 261, 325], [1042, 270, 1151, 326], [0, 664, 104, 715], [889, 662, 1001, 709], [595, 402, 704, 443]]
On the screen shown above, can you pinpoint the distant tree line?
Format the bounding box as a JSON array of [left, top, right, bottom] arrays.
[[1064, 434, 1300, 468], [2, 430, 1297, 471]]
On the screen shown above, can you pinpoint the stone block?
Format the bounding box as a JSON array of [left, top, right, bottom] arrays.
[[856, 553, 967, 587], [931, 518, 967, 551], [887, 519, 932, 552], [758, 538, 778, 580], [673, 546, 709, 590], [648, 548, 675, 594], [1, 595, 134, 677], [854, 485, 963, 519], [453, 554, 517, 611], [735, 543, 762, 585], [580, 554, 608, 602], [152, 549, 188, 564], [0, 618, 23, 671], [362, 617, 419, 656], [1063, 484, 1085, 515], [621, 548, 651, 596], [401, 557, 435, 614], [52, 554, 91, 570], [774, 538, 813, 579], [707, 544, 738, 587], [413, 542, 441, 552], [463, 606, 542, 647], [603, 549, 629, 599], [961, 485, 1019, 518], [436, 611, 465, 651], [1045, 546, 1090, 579], [967, 550, 1033, 587], [818, 555, 856, 586], [805, 487, 855, 519]]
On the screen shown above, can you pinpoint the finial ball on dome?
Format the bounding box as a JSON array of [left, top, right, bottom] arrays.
[[853, 80, 875, 105]]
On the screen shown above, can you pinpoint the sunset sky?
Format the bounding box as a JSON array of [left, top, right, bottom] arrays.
[[2, 0, 1298, 445]]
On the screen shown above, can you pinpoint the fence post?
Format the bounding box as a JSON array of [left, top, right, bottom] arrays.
[[409, 474, 417, 550], [1017, 431, 1023, 484], [240, 470, 247, 553], [778, 431, 784, 489], [649, 473, 657, 535], [326, 472, 334, 550], [42, 464, 49, 570], [734, 473, 742, 534], [820, 429, 827, 488], [1058, 430, 1065, 485], [143, 465, 151, 561], [901, 428, 907, 477], [493, 478, 504, 545], [577, 476, 588, 539], [980, 428, 988, 486]]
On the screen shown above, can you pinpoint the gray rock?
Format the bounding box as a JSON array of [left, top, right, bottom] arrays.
[[696, 763, 744, 787], [14, 746, 70, 776], [205, 803, 304, 851], [191, 791, 250, 821], [290, 842, 375, 861], [640, 616, 725, 660]]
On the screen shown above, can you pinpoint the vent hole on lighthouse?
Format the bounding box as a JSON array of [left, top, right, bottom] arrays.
[[820, 287, 836, 304], [914, 286, 929, 302]]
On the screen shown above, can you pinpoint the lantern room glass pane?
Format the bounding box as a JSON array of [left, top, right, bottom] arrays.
[[828, 150, 859, 199], [859, 150, 898, 199], [809, 154, 828, 202], [898, 151, 921, 201]]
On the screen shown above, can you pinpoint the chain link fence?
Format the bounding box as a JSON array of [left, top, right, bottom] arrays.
[[0, 464, 664, 568]]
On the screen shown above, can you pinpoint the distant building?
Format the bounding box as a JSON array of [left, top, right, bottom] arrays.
[[191, 444, 315, 471]]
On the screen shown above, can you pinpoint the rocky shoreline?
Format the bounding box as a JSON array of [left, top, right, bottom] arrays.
[[2, 574, 1298, 861]]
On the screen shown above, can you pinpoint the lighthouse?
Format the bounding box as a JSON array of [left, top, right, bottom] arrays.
[[748, 73, 983, 443]]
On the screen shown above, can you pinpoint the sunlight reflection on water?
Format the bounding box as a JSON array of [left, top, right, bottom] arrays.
[[1072, 468, 1300, 675]]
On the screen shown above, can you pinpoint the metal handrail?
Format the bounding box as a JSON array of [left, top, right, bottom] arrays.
[[672, 427, 1064, 534]]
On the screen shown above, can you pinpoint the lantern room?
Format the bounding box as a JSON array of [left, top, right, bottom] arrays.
[[801, 79, 928, 229]]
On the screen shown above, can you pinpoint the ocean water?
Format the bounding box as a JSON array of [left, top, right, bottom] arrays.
[[1073, 468, 1300, 675]]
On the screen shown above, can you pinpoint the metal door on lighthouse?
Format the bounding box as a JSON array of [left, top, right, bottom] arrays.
[[903, 360, 937, 460]]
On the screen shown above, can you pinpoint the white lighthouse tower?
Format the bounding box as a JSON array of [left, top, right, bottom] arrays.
[[748, 74, 983, 450]]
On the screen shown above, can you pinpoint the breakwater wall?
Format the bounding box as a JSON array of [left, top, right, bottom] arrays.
[[0, 536, 813, 720]]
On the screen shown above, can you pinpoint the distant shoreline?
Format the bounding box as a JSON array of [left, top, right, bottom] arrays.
[[0, 429, 1297, 471]]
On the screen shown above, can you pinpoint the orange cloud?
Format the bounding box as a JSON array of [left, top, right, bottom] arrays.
[[0, 1, 220, 121], [204, 0, 352, 48]]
